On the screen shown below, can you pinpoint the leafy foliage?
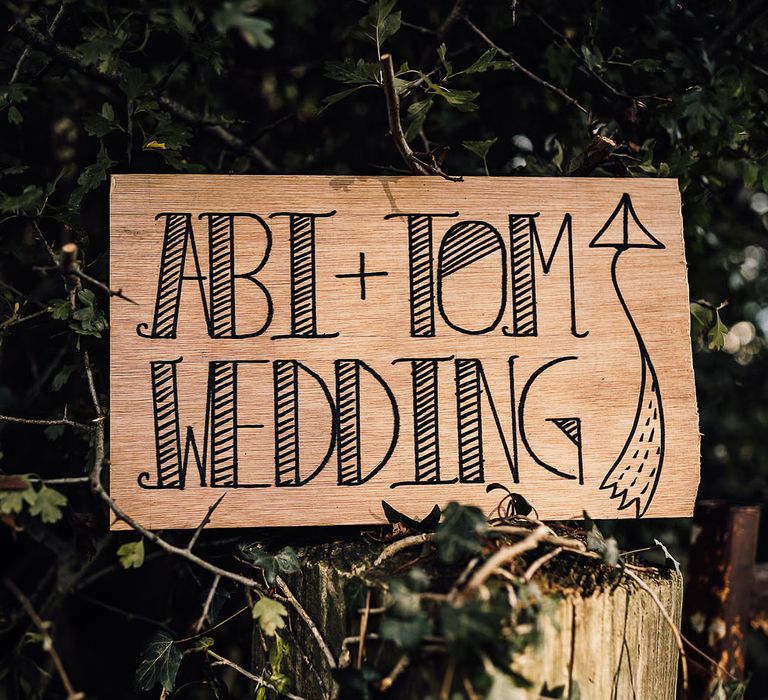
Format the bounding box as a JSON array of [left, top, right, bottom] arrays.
[[135, 631, 182, 691], [117, 539, 145, 569], [1, 0, 768, 694], [240, 543, 300, 584], [251, 593, 288, 636]]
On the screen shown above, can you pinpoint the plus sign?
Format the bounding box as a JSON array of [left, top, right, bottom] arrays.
[[335, 252, 388, 301]]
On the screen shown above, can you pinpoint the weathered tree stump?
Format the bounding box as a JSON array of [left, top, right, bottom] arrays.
[[266, 535, 683, 700]]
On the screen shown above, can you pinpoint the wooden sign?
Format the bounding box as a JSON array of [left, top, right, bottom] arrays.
[[109, 175, 699, 529]]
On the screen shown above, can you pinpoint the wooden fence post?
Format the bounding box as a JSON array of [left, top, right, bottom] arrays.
[[682, 500, 761, 697]]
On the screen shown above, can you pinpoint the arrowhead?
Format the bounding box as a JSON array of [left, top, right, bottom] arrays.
[[589, 193, 665, 250]]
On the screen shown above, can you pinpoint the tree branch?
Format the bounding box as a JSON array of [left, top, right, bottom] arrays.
[[380, 54, 461, 181], [0, 413, 92, 431], [8, 18, 275, 171], [463, 17, 590, 116], [5, 579, 84, 700]]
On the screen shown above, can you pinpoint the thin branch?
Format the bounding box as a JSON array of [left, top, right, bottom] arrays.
[[275, 575, 337, 670], [523, 546, 563, 582], [0, 413, 92, 431], [380, 54, 461, 181], [623, 568, 689, 693], [205, 649, 307, 700], [0, 279, 47, 309], [373, 532, 433, 566], [379, 654, 411, 692], [187, 494, 227, 552], [27, 476, 91, 486], [1, 308, 49, 330], [533, 13, 632, 100], [10, 0, 67, 83], [75, 269, 138, 305], [5, 579, 84, 700], [464, 17, 590, 115], [192, 575, 221, 634], [8, 18, 275, 171], [463, 526, 549, 593]]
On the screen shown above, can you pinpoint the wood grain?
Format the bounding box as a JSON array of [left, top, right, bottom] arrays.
[[109, 175, 699, 529]]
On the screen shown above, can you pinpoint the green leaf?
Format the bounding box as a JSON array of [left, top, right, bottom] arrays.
[[462, 138, 497, 160], [461, 48, 498, 75], [49, 299, 72, 321], [380, 615, 430, 650], [366, 0, 401, 53], [434, 502, 486, 563], [194, 636, 214, 651], [437, 43, 452, 77], [707, 311, 728, 351], [120, 66, 151, 100], [405, 97, 433, 141], [117, 539, 145, 569], [83, 103, 123, 138], [0, 184, 45, 215], [135, 631, 182, 691], [28, 485, 67, 523], [273, 546, 301, 577], [324, 58, 381, 86], [8, 106, 22, 124], [252, 594, 288, 636], [0, 478, 36, 515], [212, 2, 274, 49], [70, 144, 115, 207]]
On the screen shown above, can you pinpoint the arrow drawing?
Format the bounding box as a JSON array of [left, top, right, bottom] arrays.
[[590, 193, 666, 518]]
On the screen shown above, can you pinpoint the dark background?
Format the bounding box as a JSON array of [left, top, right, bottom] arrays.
[[1, 0, 766, 697]]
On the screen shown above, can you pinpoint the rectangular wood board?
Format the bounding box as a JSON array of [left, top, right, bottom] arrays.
[[109, 175, 699, 529]]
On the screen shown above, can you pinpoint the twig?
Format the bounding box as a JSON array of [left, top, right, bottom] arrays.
[[187, 494, 227, 552], [379, 654, 411, 692], [568, 134, 617, 176], [0, 279, 46, 309], [192, 575, 221, 634], [1, 308, 49, 330], [5, 579, 84, 700], [177, 605, 249, 644], [205, 649, 307, 700], [59, 243, 80, 308], [356, 589, 372, 670], [533, 13, 632, 100], [7, 18, 275, 171], [275, 575, 337, 670], [10, 0, 67, 83], [523, 546, 563, 582], [463, 526, 549, 593], [380, 54, 461, 181], [373, 532, 433, 566], [623, 568, 689, 693], [26, 476, 91, 486], [464, 17, 589, 115], [75, 269, 138, 305], [0, 413, 92, 431]]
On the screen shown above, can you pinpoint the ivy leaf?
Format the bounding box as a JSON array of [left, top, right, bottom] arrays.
[[117, 540, 145, 569], [434, 502, 486, 563], [135, 631, 182, 691], [28, 485, 67, 523], [273, 547, 301, 577], [380, 615, 430, 650], [381, 500, 440, 533], [252, 594, 288, 636]]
